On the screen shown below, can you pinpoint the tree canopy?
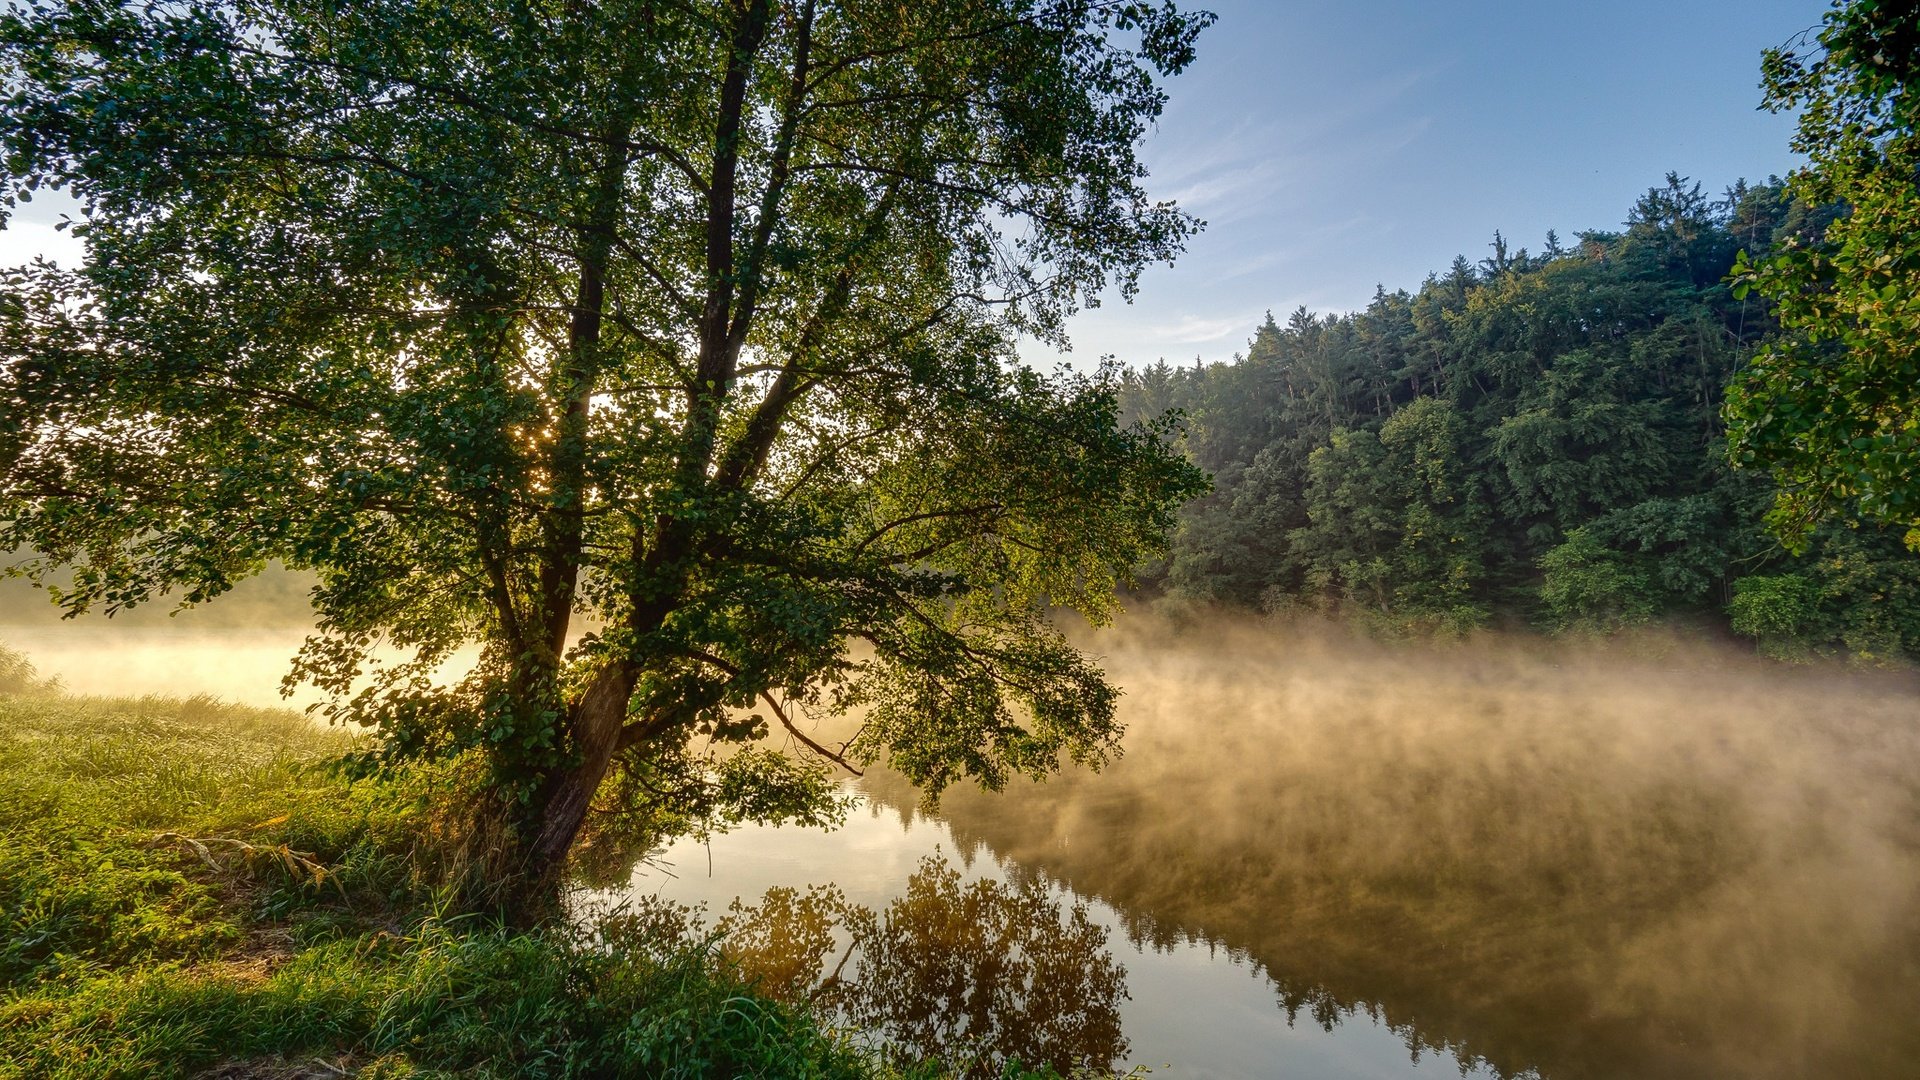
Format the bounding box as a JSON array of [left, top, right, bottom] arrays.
[[1725, 0, 1920, 552], [1119, 175, 1920, 662], [0, 0, 1211, 900]]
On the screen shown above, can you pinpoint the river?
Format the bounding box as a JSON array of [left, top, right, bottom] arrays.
[[7, 599, 1918, 1078], [608, 618, 1920, 1079]]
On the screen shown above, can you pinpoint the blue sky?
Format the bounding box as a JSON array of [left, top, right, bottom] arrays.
[[1034, 0, 1829, 368], [0, 1, 1829, 369]]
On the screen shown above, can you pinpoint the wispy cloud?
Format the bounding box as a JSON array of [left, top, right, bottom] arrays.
[[1162, 160, 1289, 217], [1141, 61, 1443, 231], [1203, 249, 1293, 285], [1141, 312, 1261, 345]]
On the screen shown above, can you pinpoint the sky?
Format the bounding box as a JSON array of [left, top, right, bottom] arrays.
[[0, 0, 1831, 369], [1029, 0, 1830, 368]]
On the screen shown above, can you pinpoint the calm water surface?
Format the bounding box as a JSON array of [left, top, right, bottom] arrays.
[[624, 788, 1496, 1079], [611, 622, 1920, 1080]]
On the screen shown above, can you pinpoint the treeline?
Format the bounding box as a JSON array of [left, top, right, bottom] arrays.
[[1118, 175, 1920, 661]]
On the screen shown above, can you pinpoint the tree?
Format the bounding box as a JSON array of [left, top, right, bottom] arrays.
[[0, 0, 1212, 908], [1726, 0, 1920, 551]]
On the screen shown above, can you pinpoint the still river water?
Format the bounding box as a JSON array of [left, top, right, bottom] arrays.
[[622, 782, 1505, 1079], [605, 620, 1920, 1080]]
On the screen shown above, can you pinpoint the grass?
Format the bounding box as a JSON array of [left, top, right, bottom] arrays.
[[0, 650, 1049, 1079]]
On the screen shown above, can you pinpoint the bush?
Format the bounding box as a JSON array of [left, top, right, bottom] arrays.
[[0, 640, 58, 695], [1538, 528, 1658, 633], [1728, 573, 1821, 658], [1728, 528, 1920, 665]]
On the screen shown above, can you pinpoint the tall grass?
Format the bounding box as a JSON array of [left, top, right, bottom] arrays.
[[0, 643, 1042, 1079]]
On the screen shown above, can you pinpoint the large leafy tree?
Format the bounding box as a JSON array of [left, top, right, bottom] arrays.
[[0, 0, 1211, 904], [1726, 0, 1920, 550]]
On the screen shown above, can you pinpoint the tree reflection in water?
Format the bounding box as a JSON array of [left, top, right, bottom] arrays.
[[707, 854, 1128, 1078], [853, 622, 1920, 1080]]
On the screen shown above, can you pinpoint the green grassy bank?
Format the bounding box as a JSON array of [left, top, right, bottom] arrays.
[[0, 648, 1001, 1079]]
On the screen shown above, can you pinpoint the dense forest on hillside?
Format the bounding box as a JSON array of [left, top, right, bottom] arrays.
[[1117, 175, 1920, 662]]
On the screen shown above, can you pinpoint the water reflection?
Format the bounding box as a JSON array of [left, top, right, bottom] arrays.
[[619, 619, 1920, 1078], [856, 621, 1920, 1079], [710, 855, 1128, 1078]]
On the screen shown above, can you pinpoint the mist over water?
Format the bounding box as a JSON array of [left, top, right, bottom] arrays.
[[0, 568, 477, 709], [859, 615, 1920, 1078], [0, 570, 320, 706], [635, 614, 1920, 1079], [6, 562, 1916, 1076]]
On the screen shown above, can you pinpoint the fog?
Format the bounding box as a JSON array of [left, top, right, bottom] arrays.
[[7, 569, 1917, 1077], [0, 568, 482, 709], [856, 614, 1920, 1079]]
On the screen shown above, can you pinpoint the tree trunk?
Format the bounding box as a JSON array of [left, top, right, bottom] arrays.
[[510, 662, 635, 918]]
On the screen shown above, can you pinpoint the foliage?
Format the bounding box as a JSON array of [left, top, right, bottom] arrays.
[[1118, 175, 1918, 661], [1753, 525, 1920, 663], [1537, 528, 1657, 633], [0, 673, 1082, 1079], [1727, 573, 1822, 660], [1725, 0, 1920, 551], [1293, 398, 1489, 630], [0, 0, 1213, 898]]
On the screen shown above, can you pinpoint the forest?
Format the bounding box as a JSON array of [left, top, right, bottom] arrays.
[[1118, 174, 1920, 661], [4, 1, 1920, 1076]]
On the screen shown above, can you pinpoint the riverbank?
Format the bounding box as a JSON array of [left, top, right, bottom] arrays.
[[0, 654, 1035, 1079]]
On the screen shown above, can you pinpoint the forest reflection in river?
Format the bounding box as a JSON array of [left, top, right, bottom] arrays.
[[615, 802, 1472, 1079], [620, 616, 1920, 1079]]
